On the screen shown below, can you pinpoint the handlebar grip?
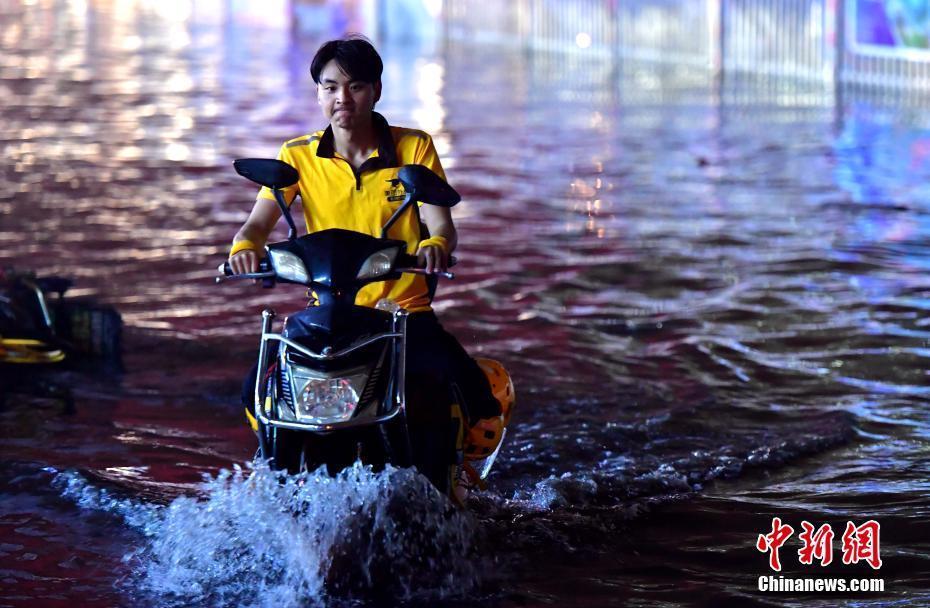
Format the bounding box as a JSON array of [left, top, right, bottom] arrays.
[[218, 260, 268, 275], [395, 252, 457, 279], [397, 253, 458, 268], [215, 260, 275, 284]]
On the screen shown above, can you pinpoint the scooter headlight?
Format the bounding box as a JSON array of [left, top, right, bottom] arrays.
[[269, 249, 310, 284], [290, 367, 370, 424], [356, 246, 400, 280]]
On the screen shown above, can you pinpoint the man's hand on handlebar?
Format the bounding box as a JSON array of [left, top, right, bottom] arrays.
[[416, 244, 448, 274], [229, 249, 260, 275]]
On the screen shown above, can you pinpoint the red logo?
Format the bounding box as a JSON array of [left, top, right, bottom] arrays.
[[798, 521, 835, 566], [756, 517, 795, 572], [757, 518, 881, 571], [841, 520, 883, 570]]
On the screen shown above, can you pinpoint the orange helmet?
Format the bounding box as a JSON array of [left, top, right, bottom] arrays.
[[464, 358, 515, 460]]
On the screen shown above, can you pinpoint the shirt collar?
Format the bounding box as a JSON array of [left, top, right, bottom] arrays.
[[316, 111, 398, 169]]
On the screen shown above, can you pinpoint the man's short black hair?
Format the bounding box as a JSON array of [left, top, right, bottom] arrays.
[[310, 35, 383, 85]]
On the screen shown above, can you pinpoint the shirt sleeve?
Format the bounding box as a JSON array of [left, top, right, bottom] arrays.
[[257, 144, 300, 205], [414, 134, 447, 182]]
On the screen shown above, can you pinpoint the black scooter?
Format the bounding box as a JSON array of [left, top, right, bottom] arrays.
[[219, 159, 476, 495]]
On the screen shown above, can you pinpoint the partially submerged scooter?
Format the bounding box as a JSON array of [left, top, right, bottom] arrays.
[[218, 159, 514, 499], [0, 268, 122, 407]]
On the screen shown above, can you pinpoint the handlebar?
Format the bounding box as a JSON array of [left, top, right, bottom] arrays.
[[215, 255, 457, 283], [396, 267, 455, 280], [394, 252, 456, 279], [215, 262, 275, 283]]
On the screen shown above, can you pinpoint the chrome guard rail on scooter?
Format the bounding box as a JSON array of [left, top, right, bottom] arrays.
[[253, 308, 409, 432], [266, 332, 402, 361]]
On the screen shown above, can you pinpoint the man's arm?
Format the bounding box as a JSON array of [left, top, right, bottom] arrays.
[[228, 197, 282, 274], [418, 204, 457, 274]]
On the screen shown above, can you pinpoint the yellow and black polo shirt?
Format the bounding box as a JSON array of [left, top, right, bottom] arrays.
[[258, 112, 446, 312]]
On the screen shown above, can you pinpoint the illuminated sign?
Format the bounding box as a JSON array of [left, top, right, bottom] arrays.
[[847, 0, 930, 59]]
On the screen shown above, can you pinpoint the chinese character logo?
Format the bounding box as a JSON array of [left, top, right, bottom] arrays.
[[798, 521, 834, 566], [757, 517, 795, 572], [757, 518, 882, 571], [842, 520, 883, 570]]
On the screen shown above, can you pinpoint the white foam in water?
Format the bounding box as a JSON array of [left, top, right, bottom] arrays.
[[53, 463, 482, 606], [512, 465, 692, 513], [518, 473, 599, 510]]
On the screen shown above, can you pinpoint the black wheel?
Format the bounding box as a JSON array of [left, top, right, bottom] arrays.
[[54, 300, 122, 368]]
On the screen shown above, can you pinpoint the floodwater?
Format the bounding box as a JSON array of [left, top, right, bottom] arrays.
[[2, 2, 930, 607]]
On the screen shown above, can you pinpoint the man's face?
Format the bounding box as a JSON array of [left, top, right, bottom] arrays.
[[316, 59, 381, 130]]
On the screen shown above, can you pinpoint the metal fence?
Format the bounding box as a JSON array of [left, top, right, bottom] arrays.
[[722, 0, 831, 81], [442, 0, 930, 90]]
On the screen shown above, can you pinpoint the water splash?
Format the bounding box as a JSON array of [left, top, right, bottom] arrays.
[[51, 467, 164, 535], [53, 463, 482, 607]]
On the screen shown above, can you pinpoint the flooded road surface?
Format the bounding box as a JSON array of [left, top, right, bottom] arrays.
[[2, 2, 930, 606]]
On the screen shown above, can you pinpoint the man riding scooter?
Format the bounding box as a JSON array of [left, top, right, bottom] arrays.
[[227, 36, 506, 494]]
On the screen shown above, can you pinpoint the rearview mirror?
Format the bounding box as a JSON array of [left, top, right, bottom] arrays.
[[397, 165, 460, 207], [233, 158, 300, 240], [233, 159, 299, 190]]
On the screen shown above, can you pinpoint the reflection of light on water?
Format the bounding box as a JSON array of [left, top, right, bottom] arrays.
[[173, 110, 194, 130], [165, 72, 194, 93], [423, 0, 443, 18], [104, 466, 151, 481], [165, 143, 190, 161], [224, 0, 289, 27], [122, 35, 142, 51], [58, 2, 89, 73], [433, 133, 452, 161], [113, 78, 141, 95], [142, 0, 193, 22], [166, 24, 191, 50], [1, 23, 20, 48], [66, 0, 88, 15], [413, 61, 446, 134], [116, 146, 144, 161], [115, 432, 145, 445]]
